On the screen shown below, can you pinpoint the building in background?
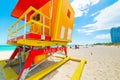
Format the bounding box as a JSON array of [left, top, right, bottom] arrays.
[[110, 27, 120, 43]]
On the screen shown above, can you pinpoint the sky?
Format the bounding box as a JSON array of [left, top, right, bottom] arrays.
[[0, 0, 120, 45]]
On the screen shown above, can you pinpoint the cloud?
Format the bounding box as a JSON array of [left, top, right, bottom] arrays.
[[77, 29, 95, 35], [71, 0, 100, 17], [79, 0, 120, 35], [94, 33, 110, 39], [91, 11, 100, 17]]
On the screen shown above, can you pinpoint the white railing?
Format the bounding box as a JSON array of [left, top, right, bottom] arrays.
[[7, 6, 52, 41]]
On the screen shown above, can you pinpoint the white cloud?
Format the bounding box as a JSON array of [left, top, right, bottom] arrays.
[[94, 34, 110, 39], [79, 0, 120, 35], [71, 0, 100, 17], [77, 29, 95, 35], [91, 11, 100, 17]]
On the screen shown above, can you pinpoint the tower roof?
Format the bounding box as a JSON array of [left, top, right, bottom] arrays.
[[11, 0, 50, 19]]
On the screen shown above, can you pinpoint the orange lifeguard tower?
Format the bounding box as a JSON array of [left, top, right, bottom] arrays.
[[8, 0, 74, 44], [0, 0, 87, 80]]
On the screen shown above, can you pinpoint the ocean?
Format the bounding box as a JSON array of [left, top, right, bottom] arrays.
[[0, 44, 74, 51], [0, 45, 16, 51]]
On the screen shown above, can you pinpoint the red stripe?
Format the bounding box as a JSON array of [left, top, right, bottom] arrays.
[[7, 33, 51, 42]]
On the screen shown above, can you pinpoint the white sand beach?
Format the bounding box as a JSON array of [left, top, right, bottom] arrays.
[[0, 50, 14, 60], [43, 45, 120, 80], [0, 45, 120, 80], [68, 45, 120, 80]]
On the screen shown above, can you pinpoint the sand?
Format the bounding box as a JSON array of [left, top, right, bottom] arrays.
[[0, 50, 14, 60], [0, 45, 120, 80], [68, 45, 120, 80]]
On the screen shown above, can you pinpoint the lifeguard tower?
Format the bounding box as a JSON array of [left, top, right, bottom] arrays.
[[0, 0, 87, 80]]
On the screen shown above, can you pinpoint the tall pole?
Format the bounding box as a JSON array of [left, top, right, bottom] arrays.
[[24, 14, 27, 39], [41, 16, 45, 40]]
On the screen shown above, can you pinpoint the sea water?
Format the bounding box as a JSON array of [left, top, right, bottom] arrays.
[[0, 45, 73, 51], [0, 45, 16, 51]]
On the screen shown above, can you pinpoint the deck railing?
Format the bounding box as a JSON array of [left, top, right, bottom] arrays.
[[7, 6, 51, 41]]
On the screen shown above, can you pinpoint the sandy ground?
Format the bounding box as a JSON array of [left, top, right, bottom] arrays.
[[0, 50, 14, 60], [0, 46, 120, 80]]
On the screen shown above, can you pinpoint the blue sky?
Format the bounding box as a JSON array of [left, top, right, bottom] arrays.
[[0, 0, 120, 45]]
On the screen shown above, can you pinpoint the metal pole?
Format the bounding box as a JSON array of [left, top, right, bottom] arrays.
[[24, 14, 27, 39], [22, 45, 25, 62], [41, 16, 45, 40], [18, 46, 22, 72], [23, 14, 27, 63]]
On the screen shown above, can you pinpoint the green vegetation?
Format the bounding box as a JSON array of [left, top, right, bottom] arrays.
[[93, 42, 120, 46]]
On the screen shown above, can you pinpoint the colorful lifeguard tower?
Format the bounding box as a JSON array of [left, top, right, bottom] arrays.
[[0, 0, 87, 80]]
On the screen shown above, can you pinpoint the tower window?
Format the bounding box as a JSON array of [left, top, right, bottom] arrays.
[[67, 9, 71, 18], [32, 14, 40, 21]]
